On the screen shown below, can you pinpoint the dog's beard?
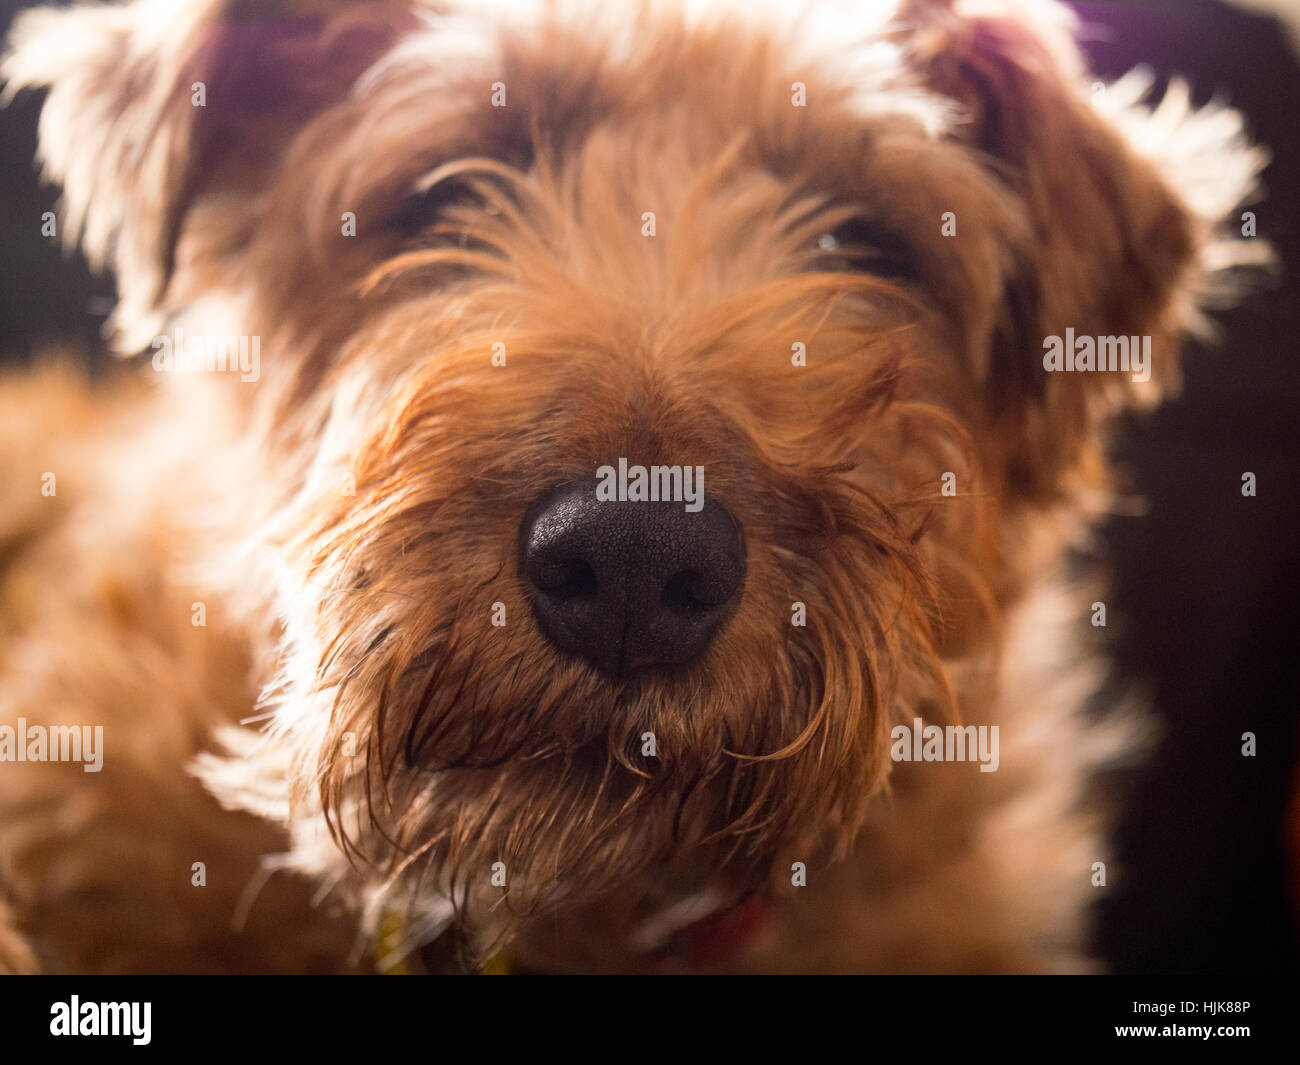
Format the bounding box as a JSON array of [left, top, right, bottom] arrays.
[[265, 487, 954, 955]]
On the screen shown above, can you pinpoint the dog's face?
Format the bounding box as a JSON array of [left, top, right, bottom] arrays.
[[4, 0, 1264, 948]]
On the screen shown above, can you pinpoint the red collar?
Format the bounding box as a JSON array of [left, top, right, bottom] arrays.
[[648, 895, 768, 969]]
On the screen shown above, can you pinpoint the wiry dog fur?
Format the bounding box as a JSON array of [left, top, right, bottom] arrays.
[[0, 0, 1269, 972]]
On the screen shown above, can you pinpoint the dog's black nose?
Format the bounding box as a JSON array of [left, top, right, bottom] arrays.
[[520, 478, 746, 675]]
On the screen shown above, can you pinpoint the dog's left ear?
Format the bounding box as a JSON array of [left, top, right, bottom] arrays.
[[2, 0, 414, 348], [898, 0, 1271, 498]]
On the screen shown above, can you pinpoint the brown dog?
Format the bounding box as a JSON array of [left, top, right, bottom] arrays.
[[0, 0, 1269, 973]]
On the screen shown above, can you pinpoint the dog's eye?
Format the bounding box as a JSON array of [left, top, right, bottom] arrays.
[[392, 176, 501, 241], [813, 219, 914, 280]]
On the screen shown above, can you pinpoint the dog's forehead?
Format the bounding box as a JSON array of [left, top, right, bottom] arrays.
[[356, 0, 955, 144]]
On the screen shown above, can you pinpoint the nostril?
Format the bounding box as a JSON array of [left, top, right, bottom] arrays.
[[530, 556, 598, 601], [663, 569, 700, 616], [663, 569, 718, 616]]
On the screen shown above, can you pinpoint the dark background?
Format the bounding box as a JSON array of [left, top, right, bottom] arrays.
[[0, 0, 1296, 973], [1073, 0, 1300, 975]]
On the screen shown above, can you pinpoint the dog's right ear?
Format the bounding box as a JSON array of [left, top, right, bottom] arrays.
[[1, 0, 415, 348]]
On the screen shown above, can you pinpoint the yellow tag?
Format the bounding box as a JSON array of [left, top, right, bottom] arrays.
[[378, 911, 419, 975], [378, 911, 512, 974], [480, 949, 512, 975]]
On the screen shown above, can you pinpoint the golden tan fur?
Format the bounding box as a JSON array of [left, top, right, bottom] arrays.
[[0, 0, 1268, 972]]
